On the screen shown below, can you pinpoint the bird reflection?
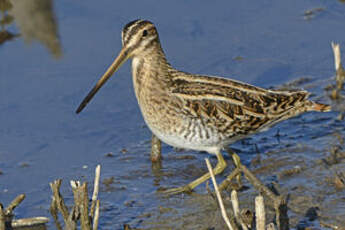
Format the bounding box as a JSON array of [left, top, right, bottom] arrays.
[[2, 0, 62, 58], [0, 0, 19, 45]]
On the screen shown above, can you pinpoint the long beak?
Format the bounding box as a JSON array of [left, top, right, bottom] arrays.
[[76, 47, 130, 114]]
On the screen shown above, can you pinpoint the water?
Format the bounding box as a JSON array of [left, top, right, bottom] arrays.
[[0, 0, 344, 229]]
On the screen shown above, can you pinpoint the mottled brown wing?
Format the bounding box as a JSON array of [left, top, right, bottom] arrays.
[[170, 74, 309, 136]]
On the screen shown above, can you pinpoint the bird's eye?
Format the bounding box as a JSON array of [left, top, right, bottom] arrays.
[[142, 30, 148, 37]]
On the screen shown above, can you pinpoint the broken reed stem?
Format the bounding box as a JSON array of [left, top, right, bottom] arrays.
[[71, 181, 91, 230], [0, 205, 5, 230], [0, 194, 25, 230], [331, 42, 345, 90], [275, 199, 289, 230], [218, 159, 288, 230], [205, 158, 235, 230], [239, 164, 289, 230], [332, 42, 341, 72], [50, 198, 63, 230], [5, 194, 25, 215], [11, 217, 49, 228], [50, 179, 70, 222], [50, 165, 101, 230], [0, 194, 48, 229], [92, 200, 100, 230], [67, 207, 77, 230], [231, 190, 240, 218], [231, 190, 248, 230], [255, 195, 265, 230], [81, 183, 91, 230], [90, 165, 101, 219]]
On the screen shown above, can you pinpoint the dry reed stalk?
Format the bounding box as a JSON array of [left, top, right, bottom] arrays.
[[50, 165, 101, 230], [255, 195, 265, 230], [205, 158, 235, 230], [231, 190, 248, 230]]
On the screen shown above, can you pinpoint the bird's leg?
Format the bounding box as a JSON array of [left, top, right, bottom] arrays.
[[225, 147, 242, 185], [163, 151, 227, 195], [151, 134, 162, 163]]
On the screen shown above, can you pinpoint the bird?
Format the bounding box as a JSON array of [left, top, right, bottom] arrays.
[[76, 19, 331, 194]]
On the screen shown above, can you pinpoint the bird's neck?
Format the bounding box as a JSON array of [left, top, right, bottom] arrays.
[[132, 45, 171, 72], [131, 47, 173, 94]]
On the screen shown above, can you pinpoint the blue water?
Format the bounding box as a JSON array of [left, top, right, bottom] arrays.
[[0, 0, 344, 229]]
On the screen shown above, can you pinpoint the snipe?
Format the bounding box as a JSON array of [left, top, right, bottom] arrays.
[[76, 19, 330, 194]]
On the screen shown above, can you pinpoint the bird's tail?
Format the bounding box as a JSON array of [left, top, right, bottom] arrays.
[[306, 101, 331, 112], [291, 91, 331, 112]]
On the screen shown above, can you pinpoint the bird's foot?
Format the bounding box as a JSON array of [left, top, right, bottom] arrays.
[[225, 148, 243, 186], [160, 185, 193, 196]]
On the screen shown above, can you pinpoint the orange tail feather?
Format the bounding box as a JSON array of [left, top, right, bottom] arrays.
[[308, 101, 331, 112]]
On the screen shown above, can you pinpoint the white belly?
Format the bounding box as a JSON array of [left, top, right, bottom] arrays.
[[147, 119, 226, 154]]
